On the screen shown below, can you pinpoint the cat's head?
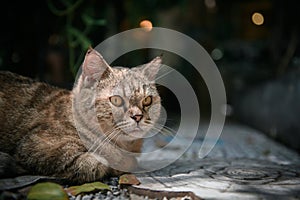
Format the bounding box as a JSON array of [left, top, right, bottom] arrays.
[[74, 48, 161, 141]]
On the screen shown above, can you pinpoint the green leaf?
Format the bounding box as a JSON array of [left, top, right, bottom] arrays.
[[82, 13, 94, 26], [47, 0, 84, 16], [119, 174, 140, 185], [27, 182, 68, 200], [66, 181, 110, 196], [82, 14, 106, 26], [67, 27, 91, 49], [92, 19, 106, 26]]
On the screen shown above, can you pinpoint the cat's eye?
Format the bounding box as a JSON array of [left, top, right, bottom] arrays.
[[109, 95, 124, 107], [142, 96, 152, 107]]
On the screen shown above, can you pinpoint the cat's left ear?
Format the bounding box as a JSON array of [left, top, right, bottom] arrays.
[[82, 47, 113, 83], [141, 56, 162, 81]]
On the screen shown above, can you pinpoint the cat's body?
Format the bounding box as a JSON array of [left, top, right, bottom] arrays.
[[0, 48, 161, 183]]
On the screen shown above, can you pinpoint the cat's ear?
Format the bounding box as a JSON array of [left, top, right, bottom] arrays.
[[82, 47, 113, 84], [141, 56, 162, 81]]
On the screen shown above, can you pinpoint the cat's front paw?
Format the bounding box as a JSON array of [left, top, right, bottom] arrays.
[[65, 152, 110, 183]]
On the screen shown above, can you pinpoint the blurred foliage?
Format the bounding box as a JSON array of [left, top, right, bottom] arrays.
[[27, 182, 68, 200], [47, 0, 106, 77]]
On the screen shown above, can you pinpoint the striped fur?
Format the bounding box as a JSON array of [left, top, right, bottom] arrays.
[[0, 48, 161, 183]]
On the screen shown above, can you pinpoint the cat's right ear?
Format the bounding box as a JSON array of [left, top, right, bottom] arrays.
[[141, 56, 162, 82], [82, 47, 113, 85]]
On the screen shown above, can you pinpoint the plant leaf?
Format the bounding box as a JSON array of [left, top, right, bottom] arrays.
[[66, 181, 110, 196], [119, 174, 140, 185], [27, 182, 68, 200], [67, 27, 91, 49], [82, 13, 106, 26]]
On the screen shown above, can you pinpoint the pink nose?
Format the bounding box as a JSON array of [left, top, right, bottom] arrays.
[[130, 114, 143, 123]]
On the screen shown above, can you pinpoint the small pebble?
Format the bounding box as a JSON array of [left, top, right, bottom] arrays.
[[105, 191, 114, 200], [181, 196, 192, 200], [113, 191, 120, 196], [110, 186, 119, 192], [104, 177, 119, 187], [104, 195, 112, 200], [93, 193, 105, 200], [62, 177, 134, 200], [82, 195, 91, 200]]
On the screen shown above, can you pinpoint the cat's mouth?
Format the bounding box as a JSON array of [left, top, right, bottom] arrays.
[[114, 120, 150, 139], [119, 124, 148, 139], [132, 125, 143, 132], [124, 124, 144, 134]]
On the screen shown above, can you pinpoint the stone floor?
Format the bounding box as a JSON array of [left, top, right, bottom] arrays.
[[130, 121, 300, 200], [1, 121, 300, 200]]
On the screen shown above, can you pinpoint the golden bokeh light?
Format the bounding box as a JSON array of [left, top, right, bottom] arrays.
[[252, 12, 264, 26], [139, 20, 153, 32], [204, 0, 216, 9]]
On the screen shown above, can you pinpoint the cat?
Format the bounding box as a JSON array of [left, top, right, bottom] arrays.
[[0, 47, 162, 183]]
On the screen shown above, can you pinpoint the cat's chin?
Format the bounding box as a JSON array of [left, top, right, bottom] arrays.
[[120, 129, 147, 141]]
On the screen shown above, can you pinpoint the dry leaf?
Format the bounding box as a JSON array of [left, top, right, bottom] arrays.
[[119, 174, 140, 185], [66, 181, 110, 196]]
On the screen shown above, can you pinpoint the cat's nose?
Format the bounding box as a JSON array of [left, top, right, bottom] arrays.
[[130, 114, 143, 123]]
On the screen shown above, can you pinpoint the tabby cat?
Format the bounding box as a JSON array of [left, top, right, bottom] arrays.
[[0, 48, 162, 183]]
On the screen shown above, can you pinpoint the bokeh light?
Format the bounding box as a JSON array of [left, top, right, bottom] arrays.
[[139, 20, 153, 32], [211, 48, 223, 60], [204, 0, 216, 9], [252, 12, 264, 25]]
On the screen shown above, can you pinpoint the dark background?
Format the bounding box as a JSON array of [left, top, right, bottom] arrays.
[[0, 0, 299, 152]]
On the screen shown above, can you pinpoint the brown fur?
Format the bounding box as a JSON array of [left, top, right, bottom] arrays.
[[0, 48, 162, 183]]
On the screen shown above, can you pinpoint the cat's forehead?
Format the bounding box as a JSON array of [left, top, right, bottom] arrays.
[[112, 67, 143, 78], [111, 67, 154, 97]]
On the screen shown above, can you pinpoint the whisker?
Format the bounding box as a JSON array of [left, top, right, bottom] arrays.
[[154, 126, 176, 137], [155, 67, 174, 81], [145, 120, 177, 132], [87, 135, 104, 151], [89, 127, 119, 152], [144, 121, 177, 136], [112, 134, 123, 149], [90, 120, 132, 155], [88, 126, 117, 151], [157, 124, 177, 135], [88, 120, 131, 152], [91, 130, 120, 155], [144, 125, 174, 138]]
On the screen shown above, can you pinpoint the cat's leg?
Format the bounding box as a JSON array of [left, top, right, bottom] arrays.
[[15, 132, 137, 183], [14, 133, 112, 183], [64, 150, 138, 183], [98, 150, 138, 177], [62, 152, 111, 183], [0, 152, 27, 178]]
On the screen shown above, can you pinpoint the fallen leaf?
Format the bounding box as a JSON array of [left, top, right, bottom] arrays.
[[27, 182, 68, 200], [66, 181, 110, 196], [119, 174, 140, 185]]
